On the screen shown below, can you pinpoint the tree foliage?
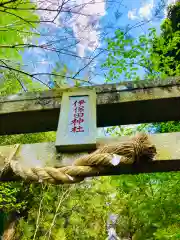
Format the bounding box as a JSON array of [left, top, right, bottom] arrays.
[[166, 1, 180, 32], [15, 178, 116, 240], [103, 26, 179, 82], [111, 173, 180, 239], [152, 1, 180, 75], [0, 0, 42, 93], [0, 0, 39, 61], [103, 2, 180, 82]]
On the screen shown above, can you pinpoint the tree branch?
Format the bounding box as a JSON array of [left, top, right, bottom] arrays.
[[0, 64, 51, 88], [0, 0, 18, 7], [0, 60, 27, 92]]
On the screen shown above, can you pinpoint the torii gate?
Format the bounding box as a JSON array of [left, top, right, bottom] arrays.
[[0, 77, 180, 184]]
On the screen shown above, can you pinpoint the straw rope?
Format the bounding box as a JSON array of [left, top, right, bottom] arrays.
[[0, 133, 156, 184]]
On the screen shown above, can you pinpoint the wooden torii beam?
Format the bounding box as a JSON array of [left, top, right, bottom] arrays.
[[1, 77, 180, 135], [0, 77, 180, 181], [0, 132, 180, 181]]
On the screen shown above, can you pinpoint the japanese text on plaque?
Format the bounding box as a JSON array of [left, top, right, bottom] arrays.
[[69, 96, 89, 136]]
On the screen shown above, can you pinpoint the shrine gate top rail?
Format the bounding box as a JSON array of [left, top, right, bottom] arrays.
[[1, 77, 180, 136]]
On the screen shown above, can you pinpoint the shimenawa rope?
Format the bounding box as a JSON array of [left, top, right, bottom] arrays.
[[1, 133, 156, 184]]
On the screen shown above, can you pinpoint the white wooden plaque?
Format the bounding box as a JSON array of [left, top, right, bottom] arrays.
[[55, 89, 97, 152]]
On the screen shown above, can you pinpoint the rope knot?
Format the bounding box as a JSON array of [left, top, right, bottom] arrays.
[[132, 133, 156, 163]]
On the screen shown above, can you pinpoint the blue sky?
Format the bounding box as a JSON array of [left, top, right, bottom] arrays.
[[22, 0, 176, 86], [19, 0, 177, 137]]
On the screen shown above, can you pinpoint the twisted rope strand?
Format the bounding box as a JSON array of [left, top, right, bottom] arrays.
[[2, 133, 156, 184]]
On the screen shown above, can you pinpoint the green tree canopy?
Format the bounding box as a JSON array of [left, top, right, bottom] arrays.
[[0, 0, 41, 93], [0, 0, 39, 60], [152, 1, 180, 75]]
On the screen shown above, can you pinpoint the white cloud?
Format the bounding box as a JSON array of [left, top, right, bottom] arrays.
[[128, 9, 139, 20], [36, 0, 106, 57], [138, 0, 154, 20], [128, 0, 178, 21], [128, 0, 154, 21], [167, 0, 178, 5]]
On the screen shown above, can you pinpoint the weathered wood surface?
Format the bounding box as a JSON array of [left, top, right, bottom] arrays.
[[0, 132, 180, 181], [1, 77, 180, 135]]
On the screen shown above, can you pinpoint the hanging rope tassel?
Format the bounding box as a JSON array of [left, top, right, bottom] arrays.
[[1, 133, 156, 184]]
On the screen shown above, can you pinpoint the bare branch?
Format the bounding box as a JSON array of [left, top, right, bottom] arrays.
[[72, 49, 104, 79], [32, 72, 94, 85], [0, 64, 51, 88]]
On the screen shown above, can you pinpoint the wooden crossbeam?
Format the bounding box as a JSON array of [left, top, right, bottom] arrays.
[[0, 77, 180, 135], [0, 132, 180, 181]]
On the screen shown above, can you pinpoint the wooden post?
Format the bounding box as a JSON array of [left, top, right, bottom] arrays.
[[55, 89, 97, 152]]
